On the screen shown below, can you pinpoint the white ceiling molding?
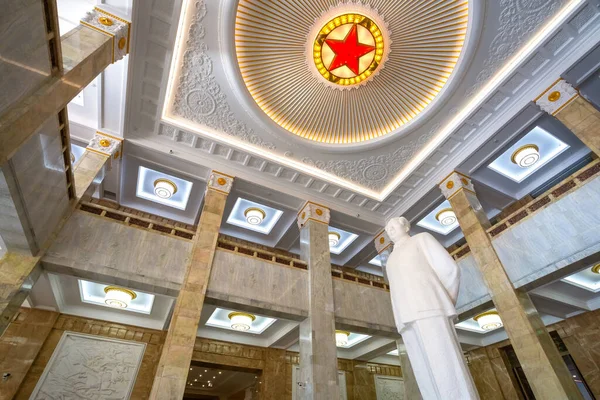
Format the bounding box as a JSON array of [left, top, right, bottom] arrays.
[[125, 0, 600, 223]]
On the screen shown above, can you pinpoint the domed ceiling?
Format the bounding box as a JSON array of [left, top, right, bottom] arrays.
[[142, 0, 591, 218], [234, 0, 469, 144]]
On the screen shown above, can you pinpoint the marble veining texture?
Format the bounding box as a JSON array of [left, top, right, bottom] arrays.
[[0, 0, 52, 115], [456, 255, 491, 314], [493, 176, 600, 288], [208, 250, 309, 318], [0, 168, 32, 254], [43, 211, 192, 296], [10, 116, 70, 251], [299, 220, 340, 400]]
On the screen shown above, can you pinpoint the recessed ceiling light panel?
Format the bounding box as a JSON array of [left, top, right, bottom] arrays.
[[562, 266, 600, 293], [136, 166, 193, 210], [335, 331, 371, 348], [455, 308, 503, 334], [226, 198, 283, 235], [328, 227, 359, 255], [335, 330, 350, 347], [416, 200, 459, 235], [78, 279, 154, 314], [206, 308, 276, 334], [488, 126, 569, 183]]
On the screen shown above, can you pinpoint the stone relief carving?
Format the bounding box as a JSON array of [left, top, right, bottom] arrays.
[[374, 375, 404, 400], [171, 1, 276, 150], [30, 332, 146, 400], [466, 0, 567, 97], [302, 125, 438, 191]]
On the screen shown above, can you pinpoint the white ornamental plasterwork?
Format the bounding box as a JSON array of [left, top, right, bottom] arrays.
[[88, 131, 122, 158], [171, 1, 276, 150], [30, 332, 146, 400], [439, 172, 475, 200], [207, 170, 234, 194], [465, 0, 568, 97], [302, 125, 438, 191], [297, 202, 331, 229]]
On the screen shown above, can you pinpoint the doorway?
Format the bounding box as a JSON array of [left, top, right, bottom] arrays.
[[183, 362, 261, 400]]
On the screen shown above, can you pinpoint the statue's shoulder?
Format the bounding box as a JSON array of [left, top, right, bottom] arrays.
[[414, 232, 435, 241]]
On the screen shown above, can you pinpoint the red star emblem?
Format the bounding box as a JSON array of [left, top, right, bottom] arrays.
[[325, 24, 376, 75]]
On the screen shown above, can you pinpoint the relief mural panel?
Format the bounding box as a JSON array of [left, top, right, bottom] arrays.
[[30, 332, 146, 400], [374, 375, 404, 400]]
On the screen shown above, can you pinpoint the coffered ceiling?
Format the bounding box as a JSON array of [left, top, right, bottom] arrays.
[[126, 0, 600, 222]]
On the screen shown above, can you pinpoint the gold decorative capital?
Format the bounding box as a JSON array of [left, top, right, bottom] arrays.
[[439, 171, 474, 200], [534, 78, 578, 116], [374, 230, 391, 254], [207, 171, 234, 194], [297, 201, 330, 229], [87, 131, 122, 159], [80, 7, 131, 63]]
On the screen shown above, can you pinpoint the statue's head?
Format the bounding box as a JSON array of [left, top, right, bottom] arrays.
[[385, 217, 410, 243]]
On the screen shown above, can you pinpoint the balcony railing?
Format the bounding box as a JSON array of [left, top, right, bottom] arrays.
[[451, 159, 600, 261]]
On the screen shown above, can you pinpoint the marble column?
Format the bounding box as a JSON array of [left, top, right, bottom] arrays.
[[439, 172, 583, 400], [74, 132, 122, 200], [0, 133, 120, 335], [149, 171, 233, 400], [374, 231, 423, 400], [261, 348, 287, 400], [0, 7, 129, 164], [535, 79, 600, 155], [297, 202, 340, 400]]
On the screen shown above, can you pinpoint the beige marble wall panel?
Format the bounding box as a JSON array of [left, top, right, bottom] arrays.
[[43, 211, 192, 295], [557, 96, 600, 155], [207, 250, 309, 318], [333, 279, 396, 333], [0, 0, 52, 115], [467, 348, 506, 400], [0, 308, 58, 400], [0, 168, 33, 254], [352, 362, 376, 400], [262, 348, 287, 400], [10, 116, 70, 250]]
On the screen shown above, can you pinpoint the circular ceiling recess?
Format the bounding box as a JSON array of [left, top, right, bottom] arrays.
[[234, 1, 469, 144]]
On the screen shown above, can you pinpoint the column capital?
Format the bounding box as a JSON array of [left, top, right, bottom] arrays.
[[87, 131, 122, 159], [297, 202, 330, 229], [439, 171, 475, 200], [534, 78, 579, 116], [207, 171, 234, 194], [81, 7, 131, 63], [374, 230, 391, 254]]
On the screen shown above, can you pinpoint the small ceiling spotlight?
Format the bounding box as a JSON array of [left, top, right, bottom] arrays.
[[435, 208, 457, 226], [511, 144, 540, 168], [328, 231, 341, 247], [228, 312, 256, 331], [244, 207, 266, 225], [474, 311, 503, 331], [104, 286, 137, 309], [153, 178, 178, 199], [335, 330, 350, 347], [592, 264, 600, 274]]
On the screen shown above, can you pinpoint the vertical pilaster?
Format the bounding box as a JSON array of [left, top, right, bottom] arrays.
[[535, 79, 600, 155], [149, 171, 233, 400], [374, 231, 422, 400], [75, 131, 122, 200], [396, 341, 422, 400], [297, 202, 340, 400], [439, 172, 582, 400]]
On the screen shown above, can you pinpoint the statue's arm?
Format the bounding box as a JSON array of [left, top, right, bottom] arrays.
[[421, 233, 460, 303]]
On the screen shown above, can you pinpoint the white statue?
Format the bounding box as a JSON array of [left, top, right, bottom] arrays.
[[385, 217, 479, 400]]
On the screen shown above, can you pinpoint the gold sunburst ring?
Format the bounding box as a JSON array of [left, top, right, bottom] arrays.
[[99, 138, 111, 147], [313, 13, 384, 87], [548, 91, 561, 102], [511, 144, 540, 168], [244, 207, 266, 225]]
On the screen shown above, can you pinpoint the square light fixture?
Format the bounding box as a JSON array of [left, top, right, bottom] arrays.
[[328, 226, 358, 255], [562, 265, 600, 293], [226, 198, 283, 235], [416, 200, 459, 235], [487, 126, 569, 183], [205, 307, 277, 335], [78, 279, 155, 314], [368, 255, 383, 267], [335, 331, 371, 349], [136, 166, 193, 210], [455, 309, 503, 334]]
